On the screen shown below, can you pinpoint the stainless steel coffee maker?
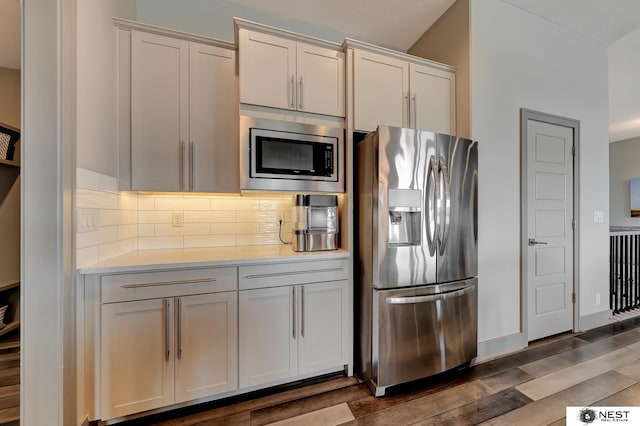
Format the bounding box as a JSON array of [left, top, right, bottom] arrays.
[[292, 194, 339, 252]]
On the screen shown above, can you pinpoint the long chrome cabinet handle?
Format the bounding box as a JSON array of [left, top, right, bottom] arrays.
[[385, 284, 475, 305], [301, 286, 305, 338], [298, 76, 303, 109], [179, 141, 185, 191], [122, 277, 216, 289], [438, 155, 451, 256], [412, 93, 417, 128], [163, 298, 170, 362], [189, 142, 195, 192], [290, 75, 295, 108], [292, 286, 296, 339], [404, 93, 410, 127], [244, 268, 344, 280], [177, 297, 182, 360]]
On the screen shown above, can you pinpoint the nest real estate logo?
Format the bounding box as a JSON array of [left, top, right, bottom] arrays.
[[567, 407, 637, 425]]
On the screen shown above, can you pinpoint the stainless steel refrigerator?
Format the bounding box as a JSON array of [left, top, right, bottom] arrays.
[[356, 125, 478, 396]]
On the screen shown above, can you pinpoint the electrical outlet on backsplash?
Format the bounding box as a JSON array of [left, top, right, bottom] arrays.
[[76, 168, 295, 268]]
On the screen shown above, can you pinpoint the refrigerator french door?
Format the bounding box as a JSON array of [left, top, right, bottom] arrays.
[[356, 125, 478, 396]]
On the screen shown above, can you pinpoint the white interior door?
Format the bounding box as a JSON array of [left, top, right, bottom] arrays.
[[526, 119, 574, 341]]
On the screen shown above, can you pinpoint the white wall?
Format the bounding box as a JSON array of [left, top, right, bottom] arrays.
[[471, 0, 610, 342], [76, 0, 135, 176], [136, 0, 347, 45], [609, 27, 640, 142], [610, 137, 640, 227]]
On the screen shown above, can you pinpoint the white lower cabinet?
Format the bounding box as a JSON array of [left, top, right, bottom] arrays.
[[239, 280, 348, 388], [101, 298, 175, 419], [175, 293, 238, 403], [98, 268, 238, 420], [85, 259, 350, 422]]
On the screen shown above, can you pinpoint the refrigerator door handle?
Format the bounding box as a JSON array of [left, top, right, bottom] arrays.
[[438, 155, 451, 256], [426, 155, 438, 256], [385, 283, 475, 305]]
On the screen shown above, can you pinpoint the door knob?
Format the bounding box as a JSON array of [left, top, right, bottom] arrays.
[[528, 238, 548, 246]]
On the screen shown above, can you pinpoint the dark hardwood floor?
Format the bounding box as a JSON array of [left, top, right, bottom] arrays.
[[0, 332, 19, 426], [113, 314, 640, 426]]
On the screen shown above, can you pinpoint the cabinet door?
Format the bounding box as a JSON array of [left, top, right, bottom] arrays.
[[298, 281, 348, 375], [239, 29, 296, 110], [410, 63, 456, 134], [131, 31, 189, 191], [296, 43, 345, 117], [353, 49, 409, 132], [101, 298, 174, 419], [239, 287, 297, 387], [175, 292, 238, 403], [189, 43, 239, 193]]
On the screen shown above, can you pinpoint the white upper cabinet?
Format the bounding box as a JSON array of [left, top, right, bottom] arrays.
[[119, 21, 239, 192], [295, 43, 345, 116], [353, 49, 409, 131], [188, 42, 239, 193], [131, 31, 189, 192], [349, 40, 456, 134], [237, 23, 345, 117], [409, 63, 456, 134]]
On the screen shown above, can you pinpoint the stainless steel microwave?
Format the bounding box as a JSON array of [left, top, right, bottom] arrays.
[[240, 116, 344, 192]]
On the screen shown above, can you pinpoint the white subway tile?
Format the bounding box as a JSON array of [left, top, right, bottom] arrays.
[[138, 210, 172, 224], [184, 235, 236, 248], [138, 197, 155, 210], [212, 223, 259, 235], [236, 210, 280, 223], [76, 245, 99, 268], [118, 210, 136, 225], [154, 223, 211, 236], [118, 193, 138, 210], [184, 210, 236, 223], [236, 234, 282, 246], [213, 198, 260, 211], [76, 226, 119, 249], [260, 198, 293, 211], [138, 236, 184, 250], [99, 239, 136, 261], [155, 197, 210, 211], [138, 224, 155, 237], [260, 222, 292, 234], [98, 210, 121, 227], [118, 224, 138, 240]]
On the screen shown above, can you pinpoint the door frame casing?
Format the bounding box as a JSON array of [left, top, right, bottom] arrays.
[[520, 108, 580, 341]]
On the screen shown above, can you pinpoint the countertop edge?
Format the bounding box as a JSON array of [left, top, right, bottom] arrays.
[[78, 247, 351, 275]]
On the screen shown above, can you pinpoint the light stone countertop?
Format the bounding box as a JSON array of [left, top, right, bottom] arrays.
[[78, 245, 350, 275]]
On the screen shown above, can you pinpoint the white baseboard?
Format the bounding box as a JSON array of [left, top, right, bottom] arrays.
[[476, 332, 527, 364]]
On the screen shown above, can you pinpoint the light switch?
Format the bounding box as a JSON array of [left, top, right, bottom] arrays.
[[593, 211, 604, 223]]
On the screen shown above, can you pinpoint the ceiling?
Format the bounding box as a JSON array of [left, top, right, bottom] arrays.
[[224, 0, 640, 50], [3, 0, 640, 140]]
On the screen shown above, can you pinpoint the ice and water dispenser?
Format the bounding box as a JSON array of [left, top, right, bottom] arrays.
[[293, 194, 339, 252], [387, 189, 422, 246]]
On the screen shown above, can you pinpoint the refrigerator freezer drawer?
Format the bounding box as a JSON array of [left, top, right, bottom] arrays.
[[371, 278, 477, 394]]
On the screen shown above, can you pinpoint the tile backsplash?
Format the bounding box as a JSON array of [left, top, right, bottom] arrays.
[[76, 168, 293, 268]]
